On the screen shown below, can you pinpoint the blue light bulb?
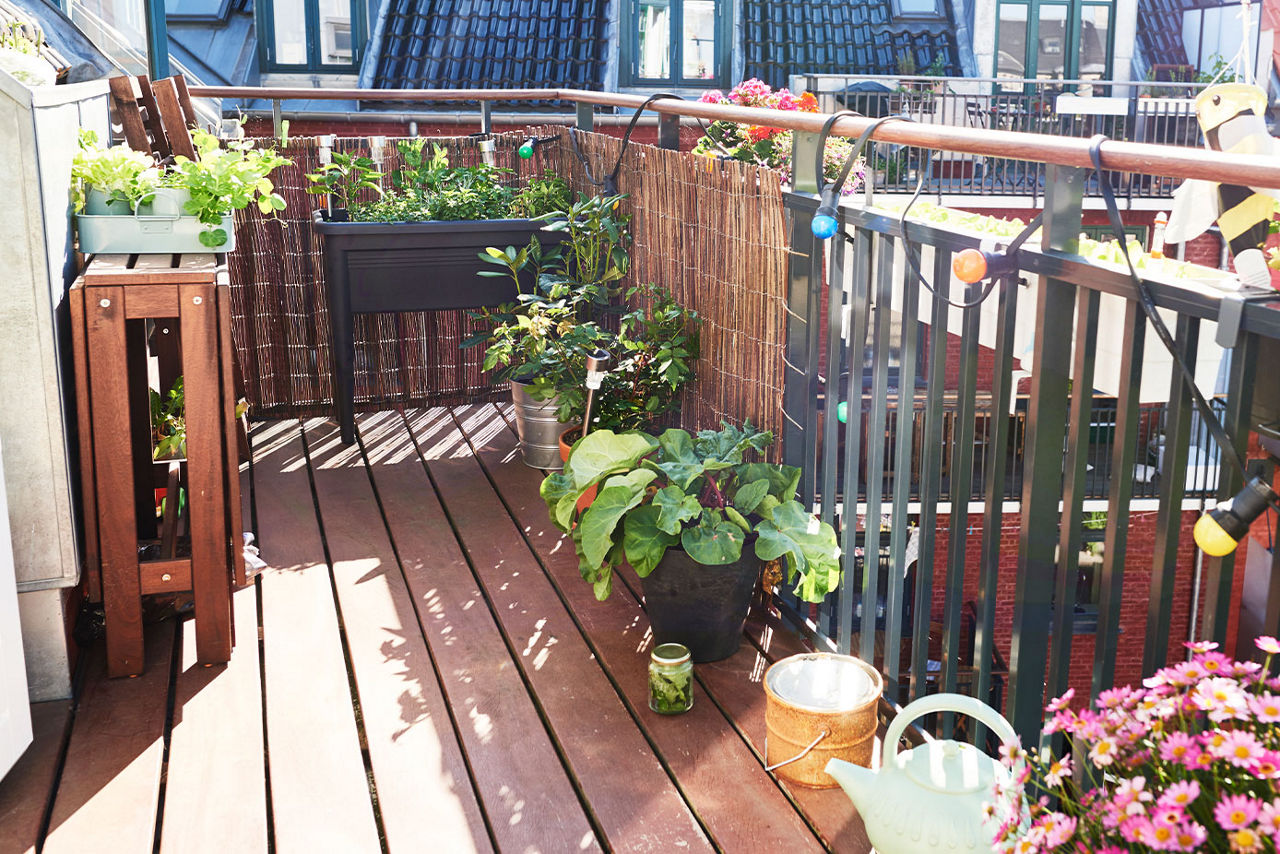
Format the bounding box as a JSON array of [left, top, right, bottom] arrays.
[[812, 214, 839, 240]]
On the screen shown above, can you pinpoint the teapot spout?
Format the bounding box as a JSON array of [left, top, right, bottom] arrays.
[[824, 757, 876, 808]]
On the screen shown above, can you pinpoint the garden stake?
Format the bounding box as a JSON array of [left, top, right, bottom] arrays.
[[580, 349, 611, 438]]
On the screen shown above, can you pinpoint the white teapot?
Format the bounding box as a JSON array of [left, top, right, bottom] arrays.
[[825, 693, 1020, 854]]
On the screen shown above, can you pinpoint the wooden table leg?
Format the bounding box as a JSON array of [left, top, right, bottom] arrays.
[[87, 287, 145, 677], [217, 283, 247, 588], [180, 282, 232, 665]]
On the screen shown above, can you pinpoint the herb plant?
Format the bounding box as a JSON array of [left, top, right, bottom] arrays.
[[167, 129, 290, 247], [150, 377, 186, 460], [511, 172, 571, 219], [71, 130, 161, 213], [306, 151, 383, 210], [540, 422, 842, 602]]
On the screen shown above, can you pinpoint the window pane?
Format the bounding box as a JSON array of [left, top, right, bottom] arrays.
[[272, 0, 307, 65], [997, 3, 1028, 85], [318, 0, 353, 65], [1078, 5, 1109, 80], [637, 1, 671, 79], [897, 0, 940, 14], [681, 0, 717, 80], [1034, 4, 1067, 80]]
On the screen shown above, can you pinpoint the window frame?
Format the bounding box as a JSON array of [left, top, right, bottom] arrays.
[[257, 0, 365, 74], [891, 0, 946, 21], [620, 0, 731, 88], [993, 0, 1117, 89]]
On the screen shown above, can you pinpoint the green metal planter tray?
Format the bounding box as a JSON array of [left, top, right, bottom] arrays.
[[76, 211, 235, 255]]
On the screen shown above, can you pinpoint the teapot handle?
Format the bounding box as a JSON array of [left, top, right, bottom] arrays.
[[884, 693, 1019, 765]]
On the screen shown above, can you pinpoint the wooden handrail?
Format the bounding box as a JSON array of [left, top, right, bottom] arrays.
[[187, 84, 1280, 189]]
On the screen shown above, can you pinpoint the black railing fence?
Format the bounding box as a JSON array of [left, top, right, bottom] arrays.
[[782, 160, 1280, 744], [797, 75, 1204, 199]]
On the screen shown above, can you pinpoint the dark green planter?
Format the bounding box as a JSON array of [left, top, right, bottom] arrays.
[[639, 546, 762, 663]]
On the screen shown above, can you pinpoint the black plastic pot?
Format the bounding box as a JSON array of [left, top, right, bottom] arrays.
[[311, 211, 564, 444], [639, 546, 762, 663]]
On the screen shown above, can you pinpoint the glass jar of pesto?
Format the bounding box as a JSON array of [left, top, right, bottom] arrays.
[[648, 643, 693, 714]]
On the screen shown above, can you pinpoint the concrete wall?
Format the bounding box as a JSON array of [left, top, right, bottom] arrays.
[[0, 72, 109, 701]]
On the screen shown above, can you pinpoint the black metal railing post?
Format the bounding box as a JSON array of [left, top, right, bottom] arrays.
[[1008, 164, 1084, 744]]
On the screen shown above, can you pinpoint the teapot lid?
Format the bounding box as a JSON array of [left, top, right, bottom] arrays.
[[894, 738, 1003, 795]]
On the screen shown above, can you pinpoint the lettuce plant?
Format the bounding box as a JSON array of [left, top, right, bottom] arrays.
[[540, 422, 841, 602]]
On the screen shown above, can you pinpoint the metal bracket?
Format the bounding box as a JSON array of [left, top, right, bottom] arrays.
[[1214, 287, 1280, 349]]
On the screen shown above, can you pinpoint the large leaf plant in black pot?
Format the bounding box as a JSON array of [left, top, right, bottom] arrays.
[[541, 422, 841, 661]]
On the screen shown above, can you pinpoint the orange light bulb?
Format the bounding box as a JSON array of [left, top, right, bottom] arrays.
[[953, 249, 988, 284]]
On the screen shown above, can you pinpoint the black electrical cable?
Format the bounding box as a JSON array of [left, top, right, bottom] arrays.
[[1088, 134, 1250, 482], [570, 93, 683, 195]]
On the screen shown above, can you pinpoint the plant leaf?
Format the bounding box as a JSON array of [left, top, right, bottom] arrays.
[[681, 511, 746, 565], [578, 476, 652, 569], [539, 472, 577, 532], [754, 500, 842, 603], [737, 462, 802, 502], [623, 505, 679, 577], [724, 505, 751, 532], [732, 478, 771, 516], [652, 485, 701, 535], [566, 430, 657, 490]]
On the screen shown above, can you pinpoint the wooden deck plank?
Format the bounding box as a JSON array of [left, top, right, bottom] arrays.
[[0, 700, 71, 854], [302, 415, 493, 854], [249, 420, 381, 854], [455, 404, 828, 853], [159, 585, 268, 854], [349, 410, 601, 854], [43, 624, 176, 854], [405, 408, 715, 854]]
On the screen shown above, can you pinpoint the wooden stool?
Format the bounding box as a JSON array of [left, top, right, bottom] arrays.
[[70, 254, 244, 677]]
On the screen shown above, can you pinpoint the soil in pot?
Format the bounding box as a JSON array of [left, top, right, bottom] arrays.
[[640, 547, 761, 663]]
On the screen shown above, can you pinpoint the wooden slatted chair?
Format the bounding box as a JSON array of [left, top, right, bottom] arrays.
[[108, 73, 199, 162]]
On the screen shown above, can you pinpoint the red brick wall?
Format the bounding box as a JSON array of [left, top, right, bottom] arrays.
[[923, 508, 1202, 710], [242, 117, 702, 149]]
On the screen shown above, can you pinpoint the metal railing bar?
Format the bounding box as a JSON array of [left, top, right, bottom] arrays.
[[885, 239, 922, 699], [784, 197, 1280, 340], [186, 85, 1280, 188], [1008, 164, 1083, 742], [1046, 288, 1100, 709], [941, 275, 982, 738], [819, 228, 846, 530], [1201, 334, 1260, 642], [837, 225, 874, 655], [973, 274, 1021, 744], [909, 247, 952, 706], [781, 211, 820, 500], [800, 227, 825, 506], [1143, 314, 1200, 672], [859, 234, 896, 667], [1092, 299, 1147, 698]]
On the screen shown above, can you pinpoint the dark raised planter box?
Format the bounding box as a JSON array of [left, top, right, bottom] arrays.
[[312, 210, 562, 444]]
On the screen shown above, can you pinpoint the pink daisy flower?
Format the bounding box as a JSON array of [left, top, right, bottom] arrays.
[[1090, 737, 1119, 767], [1229, 827, 1265, 853], [1253, 750, 1280, 779], [1256, 635, 1280, 655], [1174, 822, 1208, 850], [1217, 730, 1264, 767], [1251, 693, 1280, 723], [1258, 799, 1280, 835], [1046, 688, 1075, 713], [1159, 780, 1200, 809], [1186, 639, 1219, 653], [1159, 731, 1197, 763], [1044, 754, 1073, 788], [1196, 651, 1231, 674], [1152, 805, 1183, 828], [1215, 794, 1261, 830]]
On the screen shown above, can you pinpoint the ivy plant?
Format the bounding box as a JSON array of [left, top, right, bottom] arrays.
[[540, 422, 842, 603]]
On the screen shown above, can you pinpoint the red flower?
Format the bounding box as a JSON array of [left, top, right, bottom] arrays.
[[746, 126, 779, 143]]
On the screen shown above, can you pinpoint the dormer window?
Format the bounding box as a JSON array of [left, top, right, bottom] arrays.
[[258, 0, 363, 72], [623, 0, 729, 88]]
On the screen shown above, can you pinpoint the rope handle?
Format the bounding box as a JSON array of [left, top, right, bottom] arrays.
[[765, 729, 829, 772]]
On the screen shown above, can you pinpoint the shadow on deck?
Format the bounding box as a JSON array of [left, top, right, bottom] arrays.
[[0, 404, 872, 853]]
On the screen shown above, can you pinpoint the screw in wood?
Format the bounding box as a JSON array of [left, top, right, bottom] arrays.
[[99, 298, 110, 308], [161, 573, 172, 582], [193, 296, 203, 305]]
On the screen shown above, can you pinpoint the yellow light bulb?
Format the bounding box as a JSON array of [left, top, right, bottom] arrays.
[[1194, 512, 1240, 556]]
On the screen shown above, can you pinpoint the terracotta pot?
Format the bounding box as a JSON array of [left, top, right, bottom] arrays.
[[558, 426, 597, 510]]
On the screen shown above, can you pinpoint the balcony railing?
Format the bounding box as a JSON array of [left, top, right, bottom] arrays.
[[794, 74, 1210, 201], [829, 396, 1225, 505]]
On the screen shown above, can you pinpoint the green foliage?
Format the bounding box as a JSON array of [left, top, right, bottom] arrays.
[[541, 423, 841, 603], [167, 130, 290, 247], [150, 377, 186, 461], [648, 665, 692, 713], [1, 19, 44, 54], [71, 130, 161, 213], [306, 151, 383, 210], [510, 172, 571, 219]]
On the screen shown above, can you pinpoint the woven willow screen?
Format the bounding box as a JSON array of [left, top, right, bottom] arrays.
[[227, 129, 788, 439]]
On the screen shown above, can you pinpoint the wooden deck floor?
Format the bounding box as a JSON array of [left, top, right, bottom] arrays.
[[0, 404, 870, 854]]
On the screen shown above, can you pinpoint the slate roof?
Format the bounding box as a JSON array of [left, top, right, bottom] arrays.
[[371, 0, 609, 91], [742, 0, 960, 90]]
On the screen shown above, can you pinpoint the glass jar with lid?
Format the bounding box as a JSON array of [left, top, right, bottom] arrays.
[[648, 642, 694, 714]]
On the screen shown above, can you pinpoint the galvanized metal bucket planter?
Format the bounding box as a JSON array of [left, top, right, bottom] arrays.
[[510, 381, 571, 469]]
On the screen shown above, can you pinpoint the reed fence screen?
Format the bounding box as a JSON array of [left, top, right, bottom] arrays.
[[227, 129, 790, 442]]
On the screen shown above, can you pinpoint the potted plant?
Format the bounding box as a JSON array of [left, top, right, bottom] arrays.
[[540, 422, 842, 661], [308, 140, 573, 445], [72, 129, 288, 253], [0, 20, 55, 87], [469, 192, 634, 468]]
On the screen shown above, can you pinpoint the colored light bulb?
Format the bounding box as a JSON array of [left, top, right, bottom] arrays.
[[812, 214, 839, 240], [836, 400, 848, 424], [518, 140, 535, 159]]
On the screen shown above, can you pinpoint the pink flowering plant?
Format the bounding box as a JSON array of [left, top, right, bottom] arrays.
[[988, 636, 1280, 853], [692, 79, 864, 193]]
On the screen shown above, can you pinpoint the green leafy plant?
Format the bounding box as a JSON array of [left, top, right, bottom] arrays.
[[539, 193, 632, 294], [306, 151, 383, 210], [511, 172, 571, 219], [0, 20, 43, 55], [540, 422, 842, 602], [165, 129, 290, 247], [71, 130, 161, 214], [150, 377, 186, 461]]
